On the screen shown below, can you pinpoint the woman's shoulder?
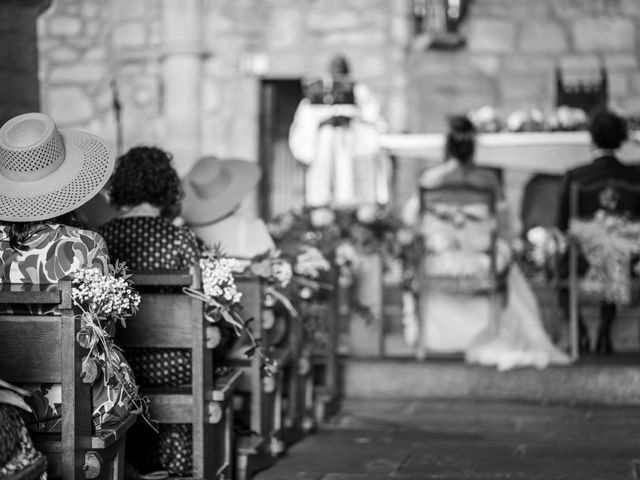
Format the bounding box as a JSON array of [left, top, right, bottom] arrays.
[[53, 224, 106, 243]]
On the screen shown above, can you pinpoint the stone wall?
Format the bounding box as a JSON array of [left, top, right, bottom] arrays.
[[36, 0, 640, 212], [409, 0, 640, 132], [0, 0, 50, 126], [38, 0, 163, 152], [37, 0, 409, 173]]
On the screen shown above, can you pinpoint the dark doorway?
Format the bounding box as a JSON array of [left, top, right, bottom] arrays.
[[258, 78, 304, 220]]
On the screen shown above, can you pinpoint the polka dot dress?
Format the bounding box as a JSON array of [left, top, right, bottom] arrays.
[[100, 216, 201, 476], [99, 217, 200, 271]]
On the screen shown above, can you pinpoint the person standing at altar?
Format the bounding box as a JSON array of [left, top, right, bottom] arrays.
[[288, 54, 389, 207], [556, 108, 640, 354], [403, 115, 570, 370]]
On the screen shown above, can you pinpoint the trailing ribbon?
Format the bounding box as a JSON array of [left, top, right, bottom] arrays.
[[294, 275, 334, 292], [182, 286, 245, 334]]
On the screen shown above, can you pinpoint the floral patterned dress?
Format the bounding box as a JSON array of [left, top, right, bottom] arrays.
[[0, 223, 135, 433], [99, 216, 201, 477]]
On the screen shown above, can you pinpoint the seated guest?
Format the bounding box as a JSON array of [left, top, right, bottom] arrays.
[[556, 108, 640, 354], [181, 156, 275, 259], [98, 146, 201, 477], [404, 115, 570, 370], [0, 112, 134, 432]]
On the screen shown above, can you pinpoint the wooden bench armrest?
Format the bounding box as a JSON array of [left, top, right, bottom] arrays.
[[212, 368, 243, 401]]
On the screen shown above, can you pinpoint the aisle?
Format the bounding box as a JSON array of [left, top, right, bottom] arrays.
[[255, 398, 640, 480]]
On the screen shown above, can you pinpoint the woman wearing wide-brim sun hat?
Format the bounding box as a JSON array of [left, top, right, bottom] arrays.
[[181, 155, 276, 259], [0, 113, 135, 440]]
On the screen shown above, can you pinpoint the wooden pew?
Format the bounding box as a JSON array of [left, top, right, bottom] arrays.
[[119, 269, 241, 480], [299, 268, 341, 423], [230, 276, 294, 480], [282, 312, 315, 443], [0, 281, 135, 480]]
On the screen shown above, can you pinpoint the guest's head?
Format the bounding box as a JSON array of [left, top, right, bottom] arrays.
[[588, 107, 628, 150], [0, 112, 114, 249], [445, 114, 477, 164], [181, 156, 260, 227], [328, 55, 350, 77], [108, 146, 183, 218]]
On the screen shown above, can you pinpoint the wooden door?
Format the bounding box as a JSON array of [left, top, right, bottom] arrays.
[[258, 79, 304, 220]]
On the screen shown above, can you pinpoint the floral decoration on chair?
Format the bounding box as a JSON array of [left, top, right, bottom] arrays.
[[570, 210, 640, 305], [183, 248, 279, 376], [70, 262, 152, 429]]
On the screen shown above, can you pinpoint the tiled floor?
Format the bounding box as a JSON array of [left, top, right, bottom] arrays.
[[255, 398, 640, 479]]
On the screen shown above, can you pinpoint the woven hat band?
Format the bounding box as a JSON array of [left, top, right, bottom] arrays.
[[0, 114, 66, 182]]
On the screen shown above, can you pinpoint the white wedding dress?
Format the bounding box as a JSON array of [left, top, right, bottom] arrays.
[[464, 264, 571, 370]]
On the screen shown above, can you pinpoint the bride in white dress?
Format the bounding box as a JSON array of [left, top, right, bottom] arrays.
[[403, 115, 570, 370]]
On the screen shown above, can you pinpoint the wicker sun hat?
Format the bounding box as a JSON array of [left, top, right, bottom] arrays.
[[181, 156, 261, 227], [0, 112, 115, 222]]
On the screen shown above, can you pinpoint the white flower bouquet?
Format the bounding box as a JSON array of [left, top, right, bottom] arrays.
[[571, 210, 640, 304], [184, 248, 278, 375], [71, 261, 151, 427]]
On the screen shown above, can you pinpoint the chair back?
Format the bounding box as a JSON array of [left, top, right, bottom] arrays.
[[119, 267, 217, 480], [570, 177, 640, 221], [418, 184, 498, 291], [118, 269, 197, 349], [0, 281, 90, 480], [566, 177, 640, 360]]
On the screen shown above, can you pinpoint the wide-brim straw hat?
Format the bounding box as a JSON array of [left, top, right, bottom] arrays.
[[0, 112, 115, 222], [181, 156, 260, 226]]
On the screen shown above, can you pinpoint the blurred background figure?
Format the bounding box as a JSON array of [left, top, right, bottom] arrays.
[[556, 108, 640, 355], [181, 156, 275, 260], [289, 54, 389, 207]]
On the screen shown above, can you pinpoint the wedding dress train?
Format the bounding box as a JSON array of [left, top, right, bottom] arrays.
[[465, 263, 571, 371]]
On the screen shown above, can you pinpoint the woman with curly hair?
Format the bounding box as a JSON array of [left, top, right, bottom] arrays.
[[99, 146, 201, 478]]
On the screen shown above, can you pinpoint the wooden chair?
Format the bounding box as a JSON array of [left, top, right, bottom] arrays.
[[230, 275, 294, 480], [566, 179, 640, 359], [416, 185, 503, 359], [0, 280, 135, 480], [118, 269, 242, 480]]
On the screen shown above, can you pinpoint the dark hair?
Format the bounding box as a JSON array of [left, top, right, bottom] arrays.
[[445, 114, 477, 164], [108, 146, 183, 217], [588, 108, 628, 150], [1, 212, 86, 252], [329, 55, 350, 76]]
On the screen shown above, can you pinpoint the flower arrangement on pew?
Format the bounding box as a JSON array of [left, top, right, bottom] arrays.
[[184, 248, 279, 376], [515, 226, 567, 285], [70, 262, 154, 428], [570, 209, 640, 305], [268, 205, 402, 325], [244, 249, 299, 320]]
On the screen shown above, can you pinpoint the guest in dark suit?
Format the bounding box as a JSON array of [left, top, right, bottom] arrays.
[[557, 108, 640, 354]]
